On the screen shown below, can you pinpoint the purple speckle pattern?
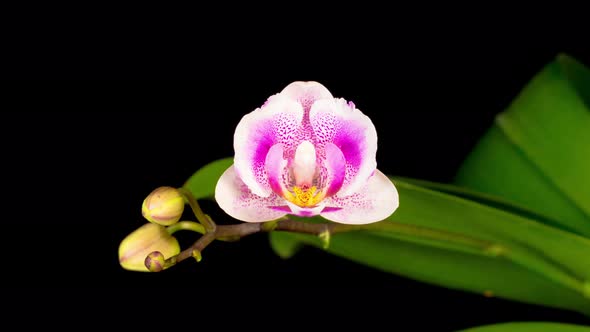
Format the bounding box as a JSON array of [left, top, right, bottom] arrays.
[[329, 190, 372, 210], [235, 175, 286, 217], [334, 125, 364, 170]]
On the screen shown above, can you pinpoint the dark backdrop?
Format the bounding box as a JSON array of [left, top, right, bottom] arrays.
[[4, 49, 590, 330]]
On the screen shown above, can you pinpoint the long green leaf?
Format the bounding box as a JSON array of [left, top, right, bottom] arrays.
[[280, 229, 590, 314], [392, 176, 573, 233], [458, 322, 590, 332], [269, 178, 590, 316], [455, 54, 590, 236], [498, 54, 590, 215]]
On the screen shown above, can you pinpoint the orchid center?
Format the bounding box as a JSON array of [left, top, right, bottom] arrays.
[[285, 140, 325, 207], [289, 185, 324, 207]]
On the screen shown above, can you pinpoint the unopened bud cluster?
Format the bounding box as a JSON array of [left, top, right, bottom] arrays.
[[119, 186, 186, 272]]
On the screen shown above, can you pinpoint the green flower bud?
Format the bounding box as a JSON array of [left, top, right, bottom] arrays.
[[145, 251, 166, 272], [118, 223, 180, 272], [142, 186, 184, 226]]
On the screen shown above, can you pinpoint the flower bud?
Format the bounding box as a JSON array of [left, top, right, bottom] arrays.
[[142, 186, 184, 226], [118, 223, 180, 272], [145, 251, 166, 272]]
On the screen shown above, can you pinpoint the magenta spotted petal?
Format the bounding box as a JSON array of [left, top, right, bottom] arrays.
[[215, 81, 399, 224]]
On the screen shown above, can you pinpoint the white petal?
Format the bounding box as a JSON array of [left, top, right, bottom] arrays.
[[320, 170, 398, 225], [215, 165, 288, 223], [280, 81, 333, 108]]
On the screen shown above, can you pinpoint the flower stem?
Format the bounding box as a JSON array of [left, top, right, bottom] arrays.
[[176, 232, 217, 262], [153, 217, 497, 271], [167, 221, 206, 235], [178, 188, 216, 232]]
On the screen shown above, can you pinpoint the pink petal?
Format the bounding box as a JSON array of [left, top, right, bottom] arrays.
[[233, 95, 303, 197], [280, 81, 333, 111], [310, 98, 378, 197], [320, 170, 398, 225], [322, 142, 346, 197], [265, 143, 288, 196], [215, 165, 288, 223]]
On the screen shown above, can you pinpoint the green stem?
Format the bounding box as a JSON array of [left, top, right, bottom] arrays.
[[176, 232, 217, 262], [167, 221, 206, 235], [178, 188, 216, 232], [156, 217, 501, 271]]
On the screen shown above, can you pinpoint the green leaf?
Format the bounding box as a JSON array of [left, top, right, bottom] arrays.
[[392, 176, 572, 233], [270, 178, 590, 316], [455, 54, 590, 237], [182, 157, 233, 200], [457, 322, 590, 332], [269, 231, 303, 259]]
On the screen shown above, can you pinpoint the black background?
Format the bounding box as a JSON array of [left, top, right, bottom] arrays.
[[4, 46, 590, 330]]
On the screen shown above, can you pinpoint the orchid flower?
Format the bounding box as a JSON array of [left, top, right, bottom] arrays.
[[215, 81, 398, 225]]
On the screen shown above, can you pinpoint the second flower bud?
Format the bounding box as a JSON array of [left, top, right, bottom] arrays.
[[142, 186, 185, 226]]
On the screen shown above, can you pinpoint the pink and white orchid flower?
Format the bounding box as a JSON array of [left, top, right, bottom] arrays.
[[215, 81, 399, 225]]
